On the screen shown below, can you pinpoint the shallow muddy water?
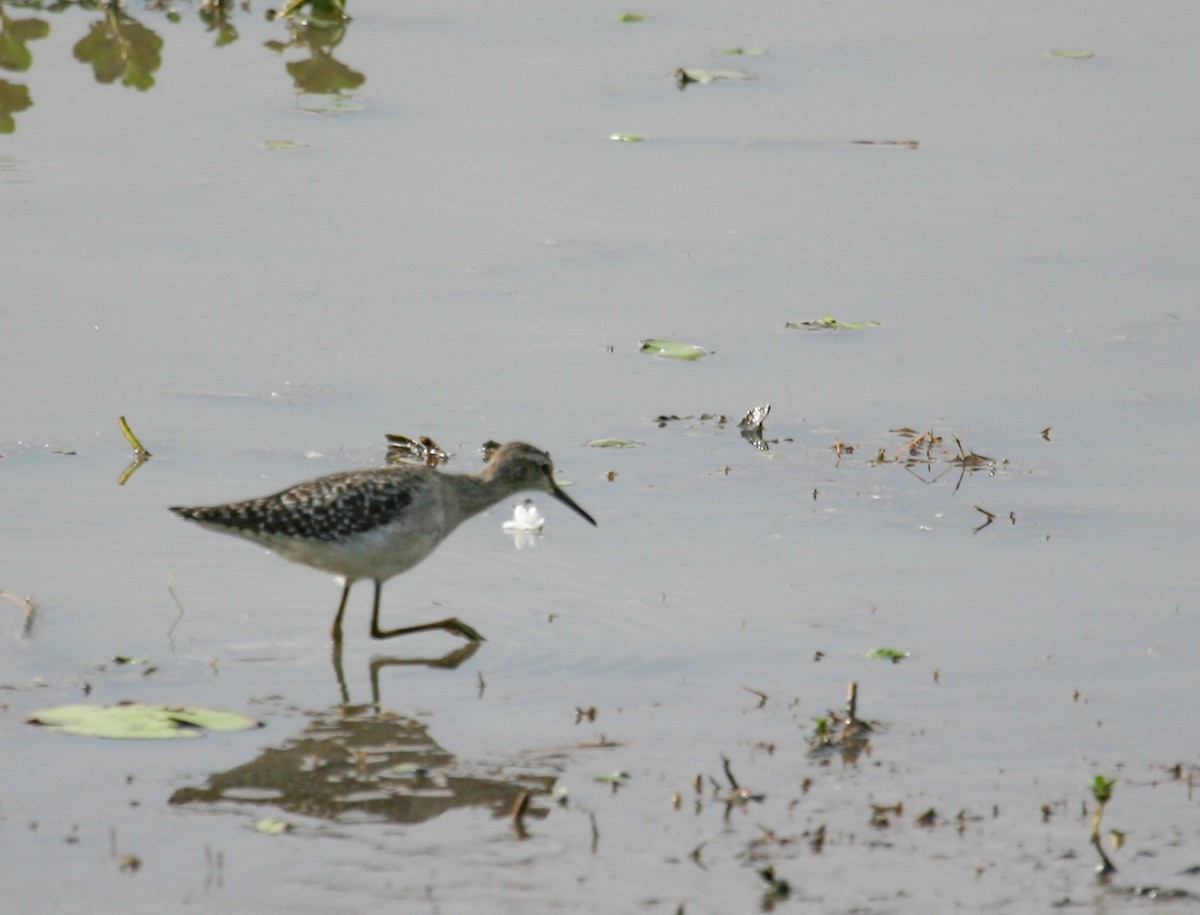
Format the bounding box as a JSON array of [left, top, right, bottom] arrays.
[[3, 2, 1199, 912]]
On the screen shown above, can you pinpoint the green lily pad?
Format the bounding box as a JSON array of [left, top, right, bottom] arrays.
[[866, 647, 909, 663], [1049, 48, 1094, 59], [28, 702, 260, 739], [615, 12, 646, 22], [786, 313, 881, 330], [720, 47, 767, 56], [640, 338, 707, 360], [609, 133, 643, 143]]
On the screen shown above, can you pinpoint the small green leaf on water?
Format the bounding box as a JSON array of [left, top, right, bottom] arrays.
[[615, 12, 646, 22], [253, 817, 292, 835], [1049, 48, 1094, 59], [28, 702, 260, 739], [786, 313, 881, 330], [594, 770, 631, 784], [1090, 774, 1116, 804], [720, 47, 767, 56], [674, 67, 756, 87], [866, 647, 909, 663], [263, 139, 307, 149], [609, 133, 643, 143], [584, 438, 644, 448], [640, 338, 707, 360]]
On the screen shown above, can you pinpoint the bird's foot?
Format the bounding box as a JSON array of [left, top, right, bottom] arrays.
[[439, 617, 486, 642]]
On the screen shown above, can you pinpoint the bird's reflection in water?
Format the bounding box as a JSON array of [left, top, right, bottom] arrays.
[[331, 638, 481, 707], [170, 641, 553, 831]]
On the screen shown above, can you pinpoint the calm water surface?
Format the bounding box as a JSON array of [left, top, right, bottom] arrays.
[[2, 1, 1198, 912]]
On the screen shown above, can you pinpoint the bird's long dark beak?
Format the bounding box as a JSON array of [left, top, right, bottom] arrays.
[[551, 482, 597, 526]]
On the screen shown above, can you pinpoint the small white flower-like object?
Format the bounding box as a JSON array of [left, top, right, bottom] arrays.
[[503, 500, 545, 549]]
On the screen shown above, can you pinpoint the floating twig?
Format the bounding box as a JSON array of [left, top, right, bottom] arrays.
[[973, 505, 996, 533], [166, 572, 186, 642], [742, 686, 768, 709], [117, 416, 152, 486], [510, 790, 531, 838], [118, 416, 152, 458], [721, 753, 740, 790]]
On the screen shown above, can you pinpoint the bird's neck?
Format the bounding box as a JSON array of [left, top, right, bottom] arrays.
[[449, 473, 511, 522]]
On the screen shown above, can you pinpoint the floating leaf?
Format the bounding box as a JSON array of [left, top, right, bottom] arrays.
[[594, 770, 631, 784], [1049, 48, 1094, 59], [28, 702, 260, 740], [584, 438, 644, 448], [640, 338, 707, 360], [615, 12, 646, 22], [609, 133, 643, 143], [253, 817, 292, 835], [674, 67, 755, 88], [849, 138, 919, 149], [720, 47, 767, 56], [786, 314, 880, 330], [263, 139, 307, 150], [866, 647, 909, 663]]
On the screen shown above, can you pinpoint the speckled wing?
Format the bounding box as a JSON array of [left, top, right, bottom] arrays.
[[171, 468, 425, 543]]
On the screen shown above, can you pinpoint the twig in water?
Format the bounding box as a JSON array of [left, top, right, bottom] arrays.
[[1, 589, 38, 636], [510, 790, 531, 839], [721, 753, 740, 790], [973, 505, 996, 533], [166, 572, 186, 642], [118, 416, 152, 458], [743, 686, 768, 709], [117, 416, 152, 486]]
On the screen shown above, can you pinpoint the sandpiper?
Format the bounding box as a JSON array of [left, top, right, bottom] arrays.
[[171, 442, 596, 642]]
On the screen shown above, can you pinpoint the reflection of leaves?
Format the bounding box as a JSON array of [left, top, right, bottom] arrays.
[[199, 2, 239, 48], [285, 48, 364, 94], [73, 11, 163, 92], [0, 77, 31, 133], [265, 14, 363, 96], [0, 11, 50, 73], [270, 0, 351, 27]]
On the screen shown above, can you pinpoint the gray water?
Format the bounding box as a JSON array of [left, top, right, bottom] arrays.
[[3, 2, 1198, 912]]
